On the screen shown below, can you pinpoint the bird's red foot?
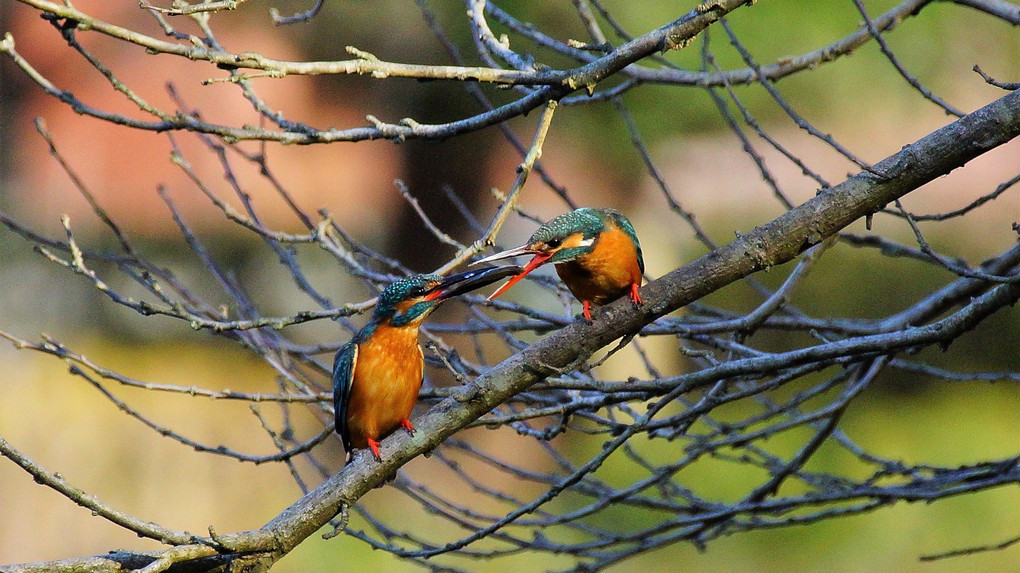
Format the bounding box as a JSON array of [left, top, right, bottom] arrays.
[[400, 418, 416, 436], [582, 301, 594, 323], [630, 283, 643, 307], [367, 438, 383, 462]]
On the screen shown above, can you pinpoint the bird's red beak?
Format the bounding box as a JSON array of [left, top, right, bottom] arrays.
[[485, 250, 554, 301]]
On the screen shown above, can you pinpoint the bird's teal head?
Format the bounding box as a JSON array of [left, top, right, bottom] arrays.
[[527, 208, 608, 264], [372, 266, 524, 327], [472, 208, 643, 300]]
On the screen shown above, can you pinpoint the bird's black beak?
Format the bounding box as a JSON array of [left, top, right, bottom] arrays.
[[424, 265, 525, 301], [472, 244, 537, 266]]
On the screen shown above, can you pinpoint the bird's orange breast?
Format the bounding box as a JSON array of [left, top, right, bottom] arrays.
[[346, 323, 424, 448], [555, 224, 643, 306]]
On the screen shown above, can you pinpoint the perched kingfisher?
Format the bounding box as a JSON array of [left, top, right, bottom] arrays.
[[333, 266, 522, 463], [475, 207, 644, 321]]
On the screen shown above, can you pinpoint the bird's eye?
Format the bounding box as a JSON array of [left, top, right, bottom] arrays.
[[546, 238, 562, 249]]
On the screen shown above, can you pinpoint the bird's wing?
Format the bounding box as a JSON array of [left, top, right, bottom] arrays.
[[332, 341, 358, 457]]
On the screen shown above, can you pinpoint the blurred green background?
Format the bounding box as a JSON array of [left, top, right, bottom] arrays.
[[1, 0, 1018, 570]]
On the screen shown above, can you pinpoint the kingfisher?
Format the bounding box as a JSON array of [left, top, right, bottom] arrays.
[[333, 266, 522, 463], [475, 207, 644, 322]]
